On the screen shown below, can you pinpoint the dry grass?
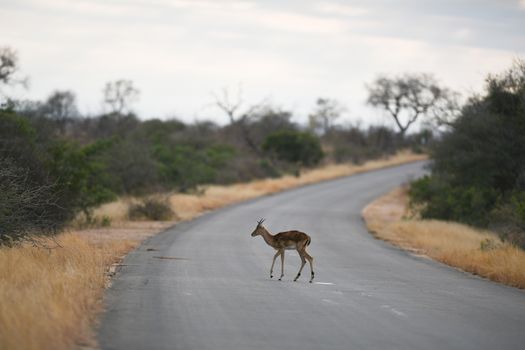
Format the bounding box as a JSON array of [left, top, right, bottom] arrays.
[[0, 234, 136, 350], [362, 187, 525, 289], [0, 222, 174, 350], [0, 151, 425, 350]]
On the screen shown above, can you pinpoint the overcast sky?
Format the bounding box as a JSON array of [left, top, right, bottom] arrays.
[[1, 0, 524, 126]]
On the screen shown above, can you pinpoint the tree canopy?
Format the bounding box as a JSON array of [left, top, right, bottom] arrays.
[[410, 60, 525, 247]]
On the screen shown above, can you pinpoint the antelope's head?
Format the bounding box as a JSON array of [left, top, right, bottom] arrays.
[[251, 218, 266, 237]]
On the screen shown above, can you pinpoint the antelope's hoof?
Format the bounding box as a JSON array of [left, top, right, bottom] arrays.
[[309, 280, 313, 283], [278, 278, 282, 281], [270, 275, 273, 279]]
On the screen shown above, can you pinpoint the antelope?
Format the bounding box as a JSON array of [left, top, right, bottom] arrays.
[[250, 218, 314, 283]]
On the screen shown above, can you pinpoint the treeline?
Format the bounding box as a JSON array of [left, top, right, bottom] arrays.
[[0, 96, 425, 245], [0, 45, 442, 245], [410, 60, 525, 248]]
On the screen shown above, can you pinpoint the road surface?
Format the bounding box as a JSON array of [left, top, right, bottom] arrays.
[[98, 162, 525, 350]]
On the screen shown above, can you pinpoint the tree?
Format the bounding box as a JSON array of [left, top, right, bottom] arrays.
[[0, 46, 28, 105], [430, 89, 461, 129], [213, 86, 244, 125], [42, 90, 78, 134], [213, 86, 266, 154], [240, 107, 297, 147], [0, 47, 19, 85], [308, 98, 343, 135], [103, 79, 139, 115], [366, 73, 450, 136], [409, 60, 525, 246]]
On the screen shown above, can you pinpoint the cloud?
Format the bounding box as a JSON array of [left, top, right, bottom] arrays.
[[454, 28, 472, 41], [313, 2, 368, 17], [0, 0, 523, 123], [252, 11, 348, 34], [168, 0, 256, 11]]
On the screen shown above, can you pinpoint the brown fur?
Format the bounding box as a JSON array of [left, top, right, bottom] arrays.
[[251, 220, 314, 282]]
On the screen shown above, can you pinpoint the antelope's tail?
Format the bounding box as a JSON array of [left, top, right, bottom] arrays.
[[306, 236, 311, 246]]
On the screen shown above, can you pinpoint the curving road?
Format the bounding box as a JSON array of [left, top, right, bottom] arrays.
[[98, 162, 525, 350]]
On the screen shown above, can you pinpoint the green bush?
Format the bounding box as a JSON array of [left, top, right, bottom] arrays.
[[262, 130, 323, 166], [46, 139, 116, 221], [153, 143, 235, 192], [410, 176, 498, 226]]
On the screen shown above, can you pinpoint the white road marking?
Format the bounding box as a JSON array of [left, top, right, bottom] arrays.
[[381, 304, 407, 318], [315, 282, 335, 285], [322, 298, 339, 305], [389, 308, 407, 317]]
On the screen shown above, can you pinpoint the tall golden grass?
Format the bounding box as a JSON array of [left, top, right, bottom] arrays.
[[0, 152, 425, 350], [362, 187, 525, 289], [0, 234, 137, 350]]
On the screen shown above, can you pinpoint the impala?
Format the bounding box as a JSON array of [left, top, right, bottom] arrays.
[[250, 218, 314, 283]]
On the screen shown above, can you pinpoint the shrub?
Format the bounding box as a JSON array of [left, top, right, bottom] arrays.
[[262, 130, 323, 166], [410, 176, 498, 226], [0, 112, 63, 244], [128, 198, 174, 221], [46, 139, 116, 221], [0, 110, 118, 244], [489, 192, 525, 248], [0, 158, 60, 245], [154, 143, 235, 192]]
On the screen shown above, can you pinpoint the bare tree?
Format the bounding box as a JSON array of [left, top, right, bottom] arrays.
[[103, 79, 139, 115], [213, 85, 266, 154], [43, 90, 79, 134], [308, 98, 344, 135], [366, 73, 449, 136], [0, 158, 58, 246], [0, 46, 28, 103], [213, 86, 244, 124], [0, 47, 19, 85], [430, 89, 462, 129]]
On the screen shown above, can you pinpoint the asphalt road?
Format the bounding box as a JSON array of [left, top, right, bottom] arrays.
[[98, 162, 525, 350]]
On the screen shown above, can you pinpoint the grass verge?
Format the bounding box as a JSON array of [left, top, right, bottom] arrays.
[[0, 151, 426, 350], [0, 234, 136, 350], [362, 186, 525, 289]]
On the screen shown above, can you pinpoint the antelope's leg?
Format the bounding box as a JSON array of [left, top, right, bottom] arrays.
[[294, 252, 306, 282], [270, 250, 280, 278], [278, 250, 285, 281], [304, 251, 314, 283]]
